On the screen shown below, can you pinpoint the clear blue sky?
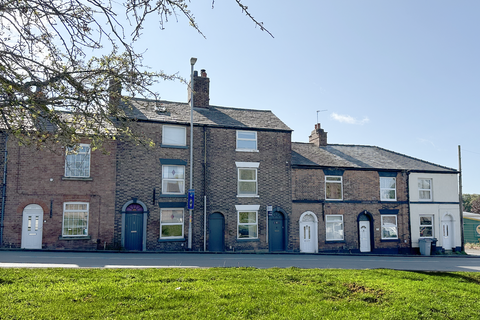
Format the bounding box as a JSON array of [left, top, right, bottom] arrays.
[[131, 1, 480, 194]]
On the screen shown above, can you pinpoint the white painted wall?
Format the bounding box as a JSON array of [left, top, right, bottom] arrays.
[[409, 173, 461, 250]]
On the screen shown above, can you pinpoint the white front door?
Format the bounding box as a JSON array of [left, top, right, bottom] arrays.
[[21, 204, 44, 249], [299, 212, 317, 253], [442, 218, 453, 251], [359, 221, 371, 252]]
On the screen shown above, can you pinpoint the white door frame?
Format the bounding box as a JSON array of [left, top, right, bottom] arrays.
[[359, 220, 371, 253], [21, 204, 44, 249], [299, 211, 318, 253]]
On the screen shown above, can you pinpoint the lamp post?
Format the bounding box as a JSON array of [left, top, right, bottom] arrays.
[[188, 57, 197, 250]]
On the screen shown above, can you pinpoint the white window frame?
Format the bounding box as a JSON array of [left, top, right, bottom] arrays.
[[418, 178, 433, 201], [380, 177, 397, 201], [162, 165, 185, 195], [162, 125, 186, 147], [325, 176, 343, 200], [160, 208, 184, 239], [236, 205, 260, 239], [236, 130, 258, 152], [62, 202, 89, 237], [65, 144, 91, 178], [236, 162, 260, 197], [419, 215, 434, 238], [381, 215, 398, 240], [325, 215, 344, 241]]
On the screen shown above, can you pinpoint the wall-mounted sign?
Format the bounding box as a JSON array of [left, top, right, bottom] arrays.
[[476, 224, 480, 237], [188, 189, 195, 210], [267, 205, 273, 216]]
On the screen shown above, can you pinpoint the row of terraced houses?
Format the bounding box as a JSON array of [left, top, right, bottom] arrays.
[[0, 70, 462, 254]]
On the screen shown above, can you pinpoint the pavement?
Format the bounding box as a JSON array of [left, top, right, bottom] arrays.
[[466, 248, 480, 256]]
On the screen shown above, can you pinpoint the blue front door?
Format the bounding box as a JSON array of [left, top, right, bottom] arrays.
[[125, 204, 144, 251], [269, 211, 285, 252]]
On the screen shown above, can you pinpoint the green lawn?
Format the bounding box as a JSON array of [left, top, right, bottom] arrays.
[[0, 267, 479, 319]]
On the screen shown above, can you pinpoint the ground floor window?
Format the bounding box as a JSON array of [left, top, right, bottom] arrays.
[[63, 202, 89, 237], [237, 211, 258, 239], [419, 215, 434, 238], [160, 208, 184, 239], [381, 215, 398, 239], [326, 215, 344, 241]]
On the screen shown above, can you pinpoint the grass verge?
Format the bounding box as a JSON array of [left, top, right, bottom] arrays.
[[0, 268, 479, 319]]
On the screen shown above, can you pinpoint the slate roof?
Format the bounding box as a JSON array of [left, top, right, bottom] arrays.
[[292, 142, 457, 172], [124, 99, 291, 131]]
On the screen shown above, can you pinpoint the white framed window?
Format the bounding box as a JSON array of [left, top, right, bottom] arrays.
[[419, 215, 434, 238], [65, 144, 90, 178], [162, 165, 185, 194], [237, 210, 258, 239], [326, 215, 344, 241], [418, 179, 432, 201], [162, 125, 186, 146], [236, 162, 259, 197], [380, 177, 396, 201], [325, 176, 343, 200], [160, 208, 184, 239], [62, 202, 89, 237], [381, 215, 398, 239], [236, 131, 257, 151]]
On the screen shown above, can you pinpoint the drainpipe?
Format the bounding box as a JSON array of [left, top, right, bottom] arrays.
[[0, 133, 8, 247]]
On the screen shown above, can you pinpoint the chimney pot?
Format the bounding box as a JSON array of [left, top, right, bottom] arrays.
[[201, 69, 207, 77]]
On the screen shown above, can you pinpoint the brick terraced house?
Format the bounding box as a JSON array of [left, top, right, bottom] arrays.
[[291, 124, 460, 254], [114, 70, 293, 252], [1, 137, 117, 250]]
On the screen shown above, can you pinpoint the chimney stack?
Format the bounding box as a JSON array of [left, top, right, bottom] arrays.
[[188, 69, 210, 108], [309, 123, 328, 147]]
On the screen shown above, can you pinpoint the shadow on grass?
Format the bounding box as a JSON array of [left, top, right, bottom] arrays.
[[410, 271, 480, 285]]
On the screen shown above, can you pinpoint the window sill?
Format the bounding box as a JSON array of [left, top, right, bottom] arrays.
[[158, 238, 186, 243], [380, 199, 397, 202], [380, 239, 400, 242], [62, 176, 93, 181], [236, 238, 260, 242], [325, 240, 345, 244], [235, 149, 259, 152], [58, 235, 91, 240], [160, 144, 188, 149], [159, 194, 187, 198], [237, 195, 259, 198]]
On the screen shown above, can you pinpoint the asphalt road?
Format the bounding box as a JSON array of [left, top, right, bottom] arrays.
[[1, 251, 480, 272]]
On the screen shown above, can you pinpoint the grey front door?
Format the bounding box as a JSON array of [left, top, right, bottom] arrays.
[[208, 212, 225, 252], [269, 211, 285, 251], [125, 204, 144, 250]]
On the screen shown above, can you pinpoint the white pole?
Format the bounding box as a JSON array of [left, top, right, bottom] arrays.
[[188, 57, 197, 250]]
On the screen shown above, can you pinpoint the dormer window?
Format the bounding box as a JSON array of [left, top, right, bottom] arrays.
[[236, 131, 257, 152]]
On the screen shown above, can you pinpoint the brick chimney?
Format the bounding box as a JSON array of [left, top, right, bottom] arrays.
[[309, 123, 328, 147], [188, 69, 210, 108]]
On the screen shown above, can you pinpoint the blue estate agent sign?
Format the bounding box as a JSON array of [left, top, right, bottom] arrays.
[[188, 189, 195, 210]]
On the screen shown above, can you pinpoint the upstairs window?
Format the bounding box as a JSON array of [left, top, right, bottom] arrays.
[[325, 176, 343, 200], [162, 125, 186, 147], [236, 131, 257, 151], [65, 144, 90, 178], [162, 165, 185, 194], [238, 168, 257, 196], [380, 177, 396, 201], [418, 179, 432, 201]]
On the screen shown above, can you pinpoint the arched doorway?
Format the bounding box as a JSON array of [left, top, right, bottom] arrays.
[[442, 214, 454, 251], [299, 211, 318, 253], [21, 204, 44, 249], [122, 200, 147, 251], [358, 211, 373, 253], [269, 211, 286, 252], [208, 212, 225, 252]]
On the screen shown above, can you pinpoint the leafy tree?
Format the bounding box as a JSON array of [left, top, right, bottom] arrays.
[[471, 197, 480, 214], [462, 194, 480, 212], [0, 0, 270, 149]]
